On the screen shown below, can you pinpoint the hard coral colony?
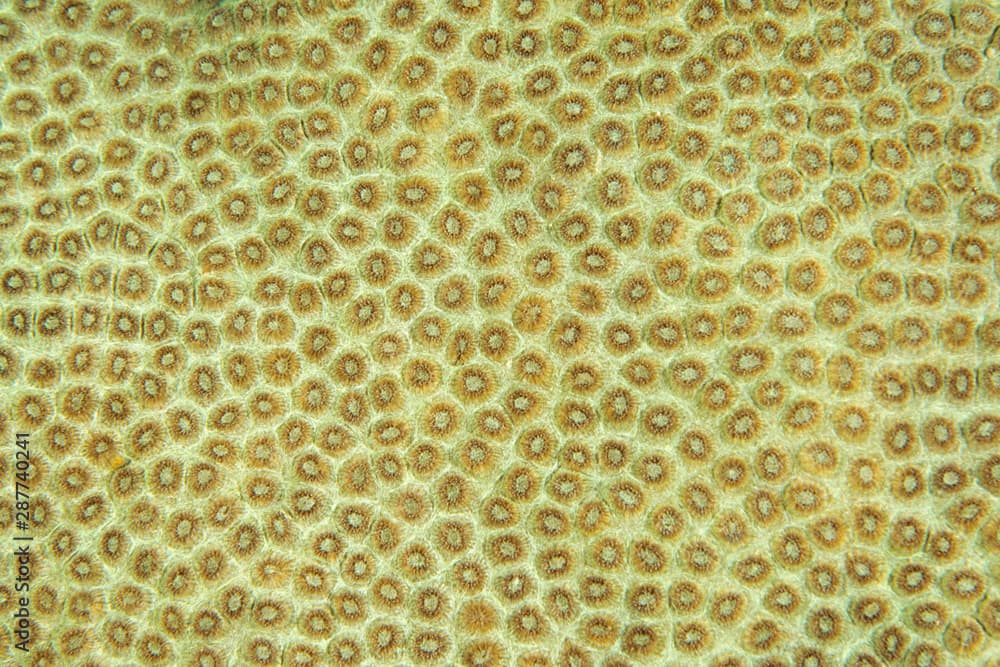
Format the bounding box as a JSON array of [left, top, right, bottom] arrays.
[[0, 0, 999, 665]]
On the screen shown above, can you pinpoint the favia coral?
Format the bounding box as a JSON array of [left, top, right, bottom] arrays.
[[0, 0, 999, 665]]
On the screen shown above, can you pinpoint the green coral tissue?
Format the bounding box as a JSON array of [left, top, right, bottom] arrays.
[[0, 0, 999, 665]]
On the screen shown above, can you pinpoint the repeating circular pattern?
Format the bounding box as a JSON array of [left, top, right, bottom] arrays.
[[0, 0, 998, 665]]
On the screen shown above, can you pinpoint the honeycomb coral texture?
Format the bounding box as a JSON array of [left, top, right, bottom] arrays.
[[1, 0, 1000, 665]]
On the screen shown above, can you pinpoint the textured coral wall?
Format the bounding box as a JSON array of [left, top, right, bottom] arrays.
[[0, 0, 999, 665]]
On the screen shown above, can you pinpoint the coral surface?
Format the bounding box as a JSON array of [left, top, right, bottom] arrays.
[[0, 0, 999, 665]]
